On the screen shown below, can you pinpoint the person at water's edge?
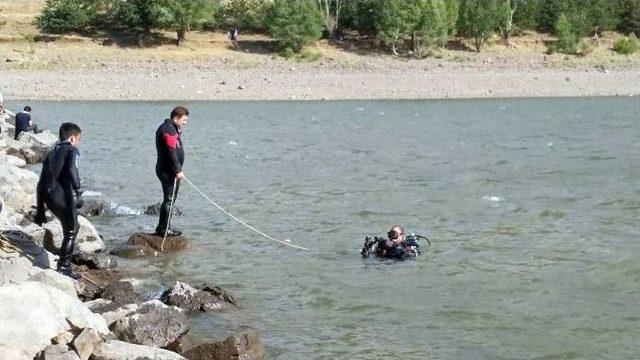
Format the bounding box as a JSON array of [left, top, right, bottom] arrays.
[[34, 122, 84, 279], [14, 105, 42, 140], [155, 106, 188, 237]]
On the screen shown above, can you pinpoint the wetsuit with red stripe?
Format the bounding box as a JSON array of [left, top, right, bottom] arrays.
[[155, 119, 184, 234]]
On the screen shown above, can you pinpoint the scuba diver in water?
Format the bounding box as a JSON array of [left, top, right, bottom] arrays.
[[34, 122, 84, 279], [361, 225, 430, 260]]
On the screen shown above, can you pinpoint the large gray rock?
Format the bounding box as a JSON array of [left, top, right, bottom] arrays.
[[100, 303, 139, 327], [78, 199, 109, 218], [72, 328, 102, 360], [0, 161, 38, 213], [183, 330, 265, 360], [0, 228, 57, 269], [0, 282, 109, 358], [0, 345, 32, 360], [160, 281, 239, 313], [36, 344, 80, 360], [28, 268, 77, 298], [111, 300, 188, 348], [97, 280, 144, 305], [43, 215, 105, 255], [91, 340, 186, 360], [0, 256, 41, 285]]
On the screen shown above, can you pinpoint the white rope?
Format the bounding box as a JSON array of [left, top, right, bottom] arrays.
[[161, 177, 178, 252], [183, 177, 310, 251]]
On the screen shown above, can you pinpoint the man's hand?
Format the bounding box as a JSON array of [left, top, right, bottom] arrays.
[[176, 172, 186, 180], [75, 191, 84, 209]]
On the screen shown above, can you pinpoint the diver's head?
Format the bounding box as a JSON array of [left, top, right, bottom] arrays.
[[170, 106, 189, 129], [387, 225, 405, 243], [59, 122, 82, 147]]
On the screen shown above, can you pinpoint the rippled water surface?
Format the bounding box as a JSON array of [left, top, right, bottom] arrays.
[[8, 98, 639, 359]]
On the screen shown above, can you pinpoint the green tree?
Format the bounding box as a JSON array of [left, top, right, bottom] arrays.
[[458, 0, 498, 52], [215, 0, 272, 33], [552, 13, 579, 53], [36, 0, 101, 34], [617, 0, 640, 35], [113, 0, 166, 44], [513, 0, 539, 30], [155, 0, 216, 45], [266, 0, 324, 52], [443, 0, 460, 36], [317, 0, 343, 38]]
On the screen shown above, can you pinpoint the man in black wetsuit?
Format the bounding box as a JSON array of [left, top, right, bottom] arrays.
[[155, 106, 188, 237], [34, 123, 84, 279], [377, 225, 408, 259], [14, 106, 42, 140]]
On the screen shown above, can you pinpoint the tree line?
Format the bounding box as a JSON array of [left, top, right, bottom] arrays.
[[37, 0, 640, 54]]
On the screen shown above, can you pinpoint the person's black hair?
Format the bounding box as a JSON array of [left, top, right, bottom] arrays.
[[170, 106, 189, 120], [59, 122, 82, 140], [24, 106, 31, 112]]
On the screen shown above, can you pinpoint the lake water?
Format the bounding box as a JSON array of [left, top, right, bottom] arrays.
[[6, 98, 639, 359]]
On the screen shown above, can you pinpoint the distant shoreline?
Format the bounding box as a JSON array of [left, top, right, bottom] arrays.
[[1, 63, 639, 101]]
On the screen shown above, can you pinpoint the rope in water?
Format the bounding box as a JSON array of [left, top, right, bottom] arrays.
[[160, 177, 178, 252], [183, 177, 310, 251]]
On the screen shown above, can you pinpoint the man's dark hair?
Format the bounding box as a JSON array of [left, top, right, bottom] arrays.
[[59, 122, 82, 140], [24, 106, 31, 112], [170, 106, 189, 120]]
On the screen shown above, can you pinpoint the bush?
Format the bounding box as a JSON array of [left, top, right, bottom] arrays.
[[613, 33, 639, 54], [36, 0, 96, 34], [552, 13, 579, 54], [266, 0, 324, 52], [576, 38, 594, 56]]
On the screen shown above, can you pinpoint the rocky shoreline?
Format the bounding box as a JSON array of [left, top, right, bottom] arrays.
[[0, 111, 264, 359]]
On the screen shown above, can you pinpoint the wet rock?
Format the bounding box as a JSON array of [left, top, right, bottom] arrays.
[[111, 300, 189, 348], [91, 340, 186, 360], [127, 233, 191, 252], [78, 200, 108, 218], [98, 281, 145, 305], [183, 330, 265, 360], [72, 252, 117, 269], [143, 203, 183, 217], [160, 281, 239, 313], [75, 268, 126, 301], [110, 244, 159, 258]]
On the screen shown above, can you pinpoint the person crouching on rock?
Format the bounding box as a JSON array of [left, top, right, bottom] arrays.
[[14, 105, 42, 140], [34, 122, 84, 279], [155, 106, 188, 237]]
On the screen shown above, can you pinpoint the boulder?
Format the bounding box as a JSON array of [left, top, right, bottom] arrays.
[[110, 244, 159, 258], [36, 344, 80, 360], [72, 252, 117, 270], [98, 281, 145, 305], [160, 282, 239, 313], [51, 331, 75, 345], [7, 154, 27, 168], [28, 269, 77, 298], [43, 215, 105, 255], [0, 256, 42, 285], [83, 298, 113, 311], [0, 161, 38, 213], [127, 233, 191, 252], [183, 330, 265, 360], [72, 328, 102, 360], [110, 300, 188, 348], [144, 202, 183, 217], [91, 340, 186, 360], [0, 282, 109, 358], [100, 303, 139, 327], [0, 345, 32, 360], [78, 200, 108, 218]]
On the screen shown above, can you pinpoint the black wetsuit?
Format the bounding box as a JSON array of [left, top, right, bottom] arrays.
[[155, 118, 184, 234], [36, 140, 82, 264]]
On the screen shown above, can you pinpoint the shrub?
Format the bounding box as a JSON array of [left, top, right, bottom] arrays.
[[266, 0, 324, 52], [551, 13, 579, 54], [576, 38, 594, 56], [613, 33, 639, 54], [36, 0, 96, 34]]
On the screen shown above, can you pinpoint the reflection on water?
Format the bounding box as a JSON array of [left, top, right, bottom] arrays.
[[8, 97, 639, 359]]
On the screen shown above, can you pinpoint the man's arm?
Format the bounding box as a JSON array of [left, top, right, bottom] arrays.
[[163, 132, 183, 175]]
